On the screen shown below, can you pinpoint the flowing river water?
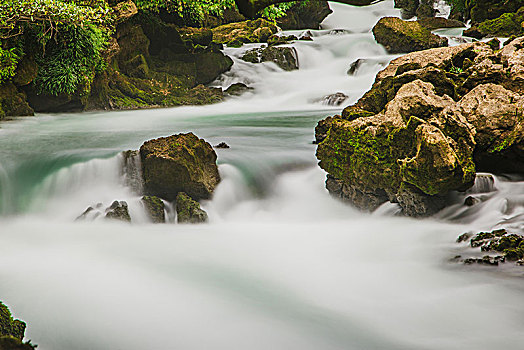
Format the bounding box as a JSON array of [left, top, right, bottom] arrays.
[[1, 1, 524, 349]]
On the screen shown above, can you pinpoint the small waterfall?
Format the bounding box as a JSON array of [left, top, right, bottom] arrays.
[[0, 162, 12, 215], [120, 150, 144, 194], [467, 173, 497, 194]]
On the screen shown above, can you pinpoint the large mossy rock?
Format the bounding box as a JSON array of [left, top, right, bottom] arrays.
[[316, 37, 524, 216], [140, 133, 220, 201], [212, 19, 278, 47], [86, 16, 232, 111], [372, 17, 448, 54], [317, 80, 476, 216], [176, 192, 208, 224], [276, 1, 332, 30], [241, 46, 299, 71], [464, 8, 524, 39]]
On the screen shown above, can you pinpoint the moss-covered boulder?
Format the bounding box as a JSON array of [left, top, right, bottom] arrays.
[[316, 80, 476, 216], [372, 17, 448, 54], [176, 192, 208, 224], [212, 19, 278, 47], [241, 46, 298, 71], [464, 8, 524, 39], [140, 133, 220, 202], [315, 37, 524, 216], [141, 196, 165, 223], [276, 1, 332, 30]]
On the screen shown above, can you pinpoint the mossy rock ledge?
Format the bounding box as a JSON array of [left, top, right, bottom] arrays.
[[140, 133, 220, 202], [315, 37, 524, 216], [0, 301, 34, 350], [372, 17, 448, 54]]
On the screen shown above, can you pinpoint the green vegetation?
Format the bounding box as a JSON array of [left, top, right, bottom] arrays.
[[0, 0, 306, 103]]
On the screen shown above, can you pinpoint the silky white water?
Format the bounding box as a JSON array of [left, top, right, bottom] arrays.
[[1, 1, 524, 349]]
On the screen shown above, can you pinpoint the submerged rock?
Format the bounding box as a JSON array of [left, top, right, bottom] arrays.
[[140, 133, 220, 201], [372, 17, 448, 54], [176, 192, 208, 224], [241, 46, 299, 71], [141, 196, 165, 223]]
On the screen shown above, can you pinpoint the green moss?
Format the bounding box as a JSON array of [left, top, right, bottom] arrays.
[[0, 302, 26, 340], [372, 17, 447, 54], [317, 118, 401, 194], [476, 9, 524, 37]]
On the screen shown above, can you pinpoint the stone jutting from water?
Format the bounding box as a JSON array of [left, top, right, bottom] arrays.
[[0, 301, 34, 349], [140, 133, 220, 202], [241, 46, 299, 71], [141, 196, 166, 223], [176, 192, 208, 224], [372, 17, 448, 54], [315, 37, 524, 216], [275, 1, 332, 30]]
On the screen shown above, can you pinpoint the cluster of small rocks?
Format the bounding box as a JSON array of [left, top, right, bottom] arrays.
[[455, 229, 524, 266]]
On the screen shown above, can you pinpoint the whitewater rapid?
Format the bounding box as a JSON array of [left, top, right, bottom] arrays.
[[1, 1, 524, 350]]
